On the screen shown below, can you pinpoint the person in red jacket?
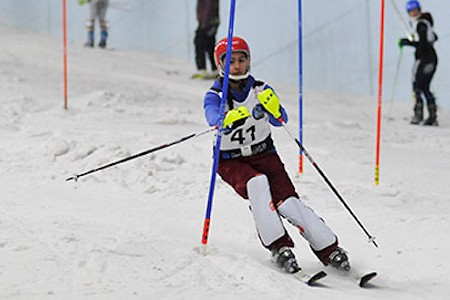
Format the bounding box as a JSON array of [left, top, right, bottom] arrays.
[[203, 36, 350, 274], [192, 0, 220, 80]]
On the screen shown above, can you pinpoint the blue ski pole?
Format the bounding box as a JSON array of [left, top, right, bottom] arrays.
[[201, 0, 237, 254], [298, 0, 304, 174]]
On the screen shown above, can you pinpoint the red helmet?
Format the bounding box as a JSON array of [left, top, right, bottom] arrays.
[[214, 36, 250, 80]]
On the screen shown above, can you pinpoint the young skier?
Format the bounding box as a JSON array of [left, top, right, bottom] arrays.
[[203, 36, 350, 274], [399, 0, 438, 126], [81, 0, 110, 48]]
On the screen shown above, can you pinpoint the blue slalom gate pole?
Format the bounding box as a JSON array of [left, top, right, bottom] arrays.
[[298, 0, 304, 174], [201, 0, 237, 254]]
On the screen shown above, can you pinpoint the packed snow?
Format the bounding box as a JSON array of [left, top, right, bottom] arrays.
[[1, 24, 450, 300]]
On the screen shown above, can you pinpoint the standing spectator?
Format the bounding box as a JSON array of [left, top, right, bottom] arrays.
[[399, 0, 438, 126], [80, 0, 110, 48], [203, 36, 350, 274], [192, 0, 220, 80]]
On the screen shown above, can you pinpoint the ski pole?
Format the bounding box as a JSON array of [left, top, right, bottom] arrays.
[[201, 0, 237, 255], [389, 0, 413, 37], [66, 127, 217, 182], [279, 119, 378, 248], [297, 0, 304, 174], [387, 47, 403, 120]]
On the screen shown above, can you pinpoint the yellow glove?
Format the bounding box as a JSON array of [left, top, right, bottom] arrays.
[[223, 106, 250, 129], [257, 88, 281, 118], [78, 0, 88, 5]]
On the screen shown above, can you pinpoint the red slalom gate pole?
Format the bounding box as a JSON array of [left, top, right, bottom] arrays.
[[63, 0, 68, 110], [374, 0, 385, 185]]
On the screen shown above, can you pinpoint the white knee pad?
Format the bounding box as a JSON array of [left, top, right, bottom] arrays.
[[99, 20, 108, 32], [86, 20, 95, 31], [278, 196, 336, 251], [247, 175, 285, 247]]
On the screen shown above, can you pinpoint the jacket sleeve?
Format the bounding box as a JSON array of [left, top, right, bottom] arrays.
[[403, 22, 429, 48], [416, 22, 431, 51], [203, 89, 222, 127], [268, 106, 288, 126]]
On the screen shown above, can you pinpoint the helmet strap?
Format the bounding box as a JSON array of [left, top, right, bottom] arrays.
[[229, 72, 250, 81]]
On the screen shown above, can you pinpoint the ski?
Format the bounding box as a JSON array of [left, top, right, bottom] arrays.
[[329, 269, 377, 288], [292, 270, 327, 286], [358, 271, 377, 287]]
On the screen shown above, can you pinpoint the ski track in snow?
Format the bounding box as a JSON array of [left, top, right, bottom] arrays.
[[1, 25, 450, 299]]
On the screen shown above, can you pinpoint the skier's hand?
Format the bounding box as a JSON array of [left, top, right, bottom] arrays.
[[78, 0, 88, 5], [257, 88, 281, 119], [223, 106, 250, 132], [398, 38, 410, 48]]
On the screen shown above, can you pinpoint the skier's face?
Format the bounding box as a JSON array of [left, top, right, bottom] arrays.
[[229, 52, 249, 76], [408, 8, 420, 18]]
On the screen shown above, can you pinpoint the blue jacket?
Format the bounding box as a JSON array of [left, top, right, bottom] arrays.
[[203, 75, 288, 127]]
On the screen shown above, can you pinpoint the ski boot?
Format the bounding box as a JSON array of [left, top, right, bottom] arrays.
[[423, 117, 438, 126], [410, 102, 424, 125], [410, 114, 423, 125], [207, 70, 219, 80], [99, 31, 108, 48], [85, 30, 94, 47], [328, 247, 350, 271], [191, 69, 207, 79], [423, 104, 438, 126], [271, 247, 301, 274]]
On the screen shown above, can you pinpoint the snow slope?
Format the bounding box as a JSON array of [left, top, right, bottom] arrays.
[[1, 25, 450, 300]]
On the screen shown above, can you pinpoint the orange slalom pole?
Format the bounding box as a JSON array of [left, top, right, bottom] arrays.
[[63, 0, 68, 110], [375, 0, 386, 185]]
